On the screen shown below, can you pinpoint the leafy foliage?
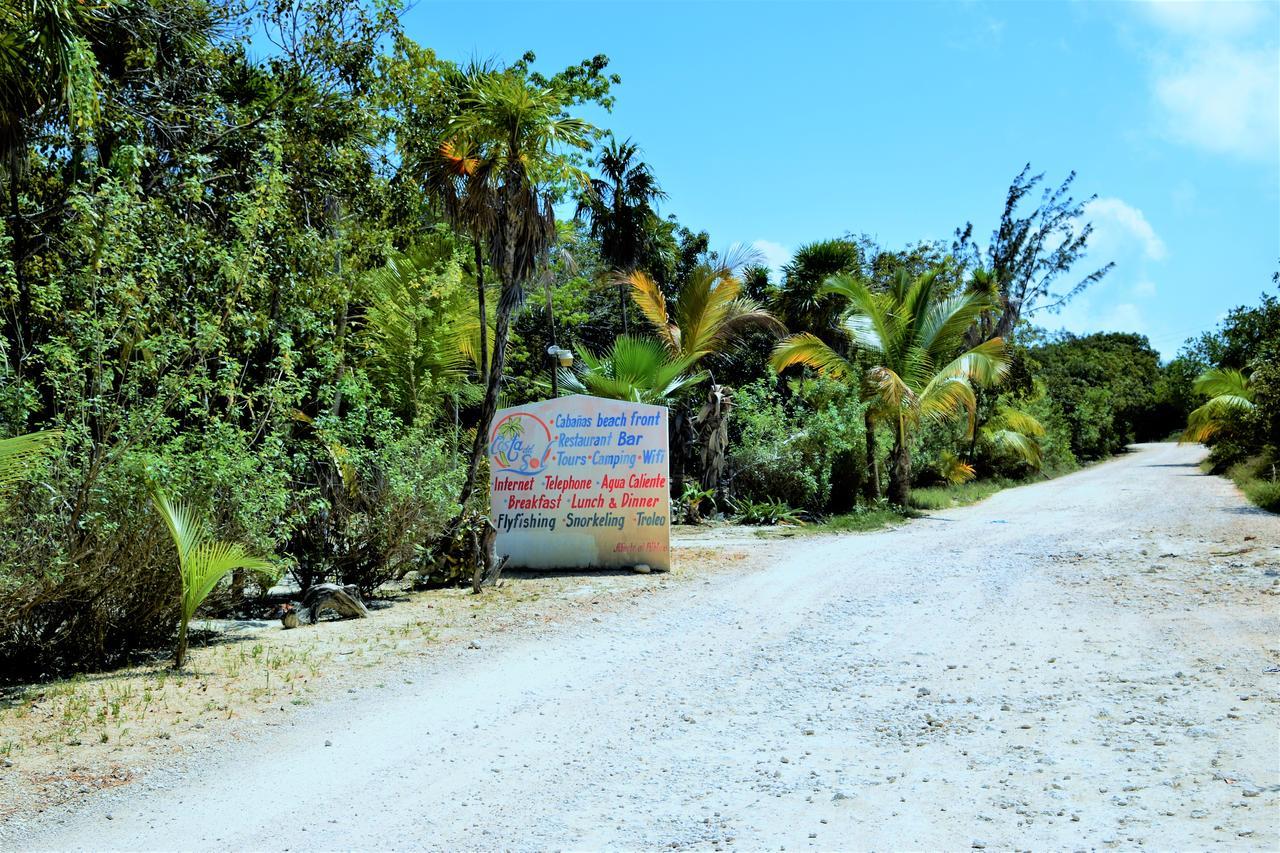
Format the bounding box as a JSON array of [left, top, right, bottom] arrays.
[[1025, 331, 1167, 459], [728, 496, 806, 526], [727, 378, 866, 513], [1181, 368, 1254, 444], [980, 405, 1046, 470], [773, 267, 1009, 505]]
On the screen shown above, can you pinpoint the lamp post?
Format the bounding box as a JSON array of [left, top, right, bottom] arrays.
[[547, 345, 573, 399]]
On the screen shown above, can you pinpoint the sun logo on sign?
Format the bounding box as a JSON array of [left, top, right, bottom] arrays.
[[489, 412, 554, 475]]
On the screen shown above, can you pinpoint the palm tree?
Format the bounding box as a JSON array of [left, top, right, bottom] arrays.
[[772, 268, 1008, 506], [442, 70, 595, 511], [576, 136, 666, 333], [421, 61, 500, 388], [625, 253, 782, 498], [0, 0, 102, 164], [624, 257, 782, 365], [771, 239, 862, 346], [1182, 367, 1254, 443], [559, 335, 704, 405], [151, 486, 274, 669], [772, 239, 882, 497]]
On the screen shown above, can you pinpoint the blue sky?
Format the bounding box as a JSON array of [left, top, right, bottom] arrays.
[[403, 0, 1279, 358]]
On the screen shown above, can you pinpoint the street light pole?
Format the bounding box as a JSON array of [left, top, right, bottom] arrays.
[[547, 345, 572, 399], [549, 345, 560, 399]]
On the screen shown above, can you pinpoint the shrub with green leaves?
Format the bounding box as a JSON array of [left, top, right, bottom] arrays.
[[728, 378, 866, 513], [0, 449, 180, 680]]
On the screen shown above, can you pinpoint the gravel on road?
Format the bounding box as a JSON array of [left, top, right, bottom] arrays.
[[4, 442, 1278, 850]]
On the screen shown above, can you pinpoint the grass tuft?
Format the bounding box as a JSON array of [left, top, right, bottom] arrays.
[[909, 479, 1014, 511], [1227, 458, 1280, 513], [811, 506, 910, 533]]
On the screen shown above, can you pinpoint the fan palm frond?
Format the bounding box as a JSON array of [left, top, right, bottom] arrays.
[[359, 248, 485, 420], [568, 335, 705, 404], [0, 429, 63, 491]]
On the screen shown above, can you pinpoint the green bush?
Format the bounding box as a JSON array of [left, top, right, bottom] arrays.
[[1244, 479, 1280, 513], [1027, 331, 1169, 459], [1228, 456, 1280, 514], [351, 424, 466, 591], [0, 451, 180, 680], [728, 378, 866, 513], [727, 496, 806, 526]]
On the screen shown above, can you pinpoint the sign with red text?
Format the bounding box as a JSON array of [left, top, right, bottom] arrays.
[[488, 395, 670, 570]]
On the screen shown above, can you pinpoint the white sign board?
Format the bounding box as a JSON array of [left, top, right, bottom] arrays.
[[488, 394, 670, 570]]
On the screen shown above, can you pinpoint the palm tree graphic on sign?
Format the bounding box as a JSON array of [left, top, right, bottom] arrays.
[[497, 418, 525, 440]]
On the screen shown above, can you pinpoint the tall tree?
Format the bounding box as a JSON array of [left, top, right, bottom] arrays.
[[772, 268, 1008, 506], [772, 239, 862, 348], [773, 238, 880, 496], [443, 71, 595, 511], [0, 0, 102, 165], [576, 136, 666, 333], [954, 164, 1113, 342], [418, 60, 502, 387]]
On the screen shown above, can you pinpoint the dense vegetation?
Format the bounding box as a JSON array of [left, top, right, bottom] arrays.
[[1170, 289, 1280, 511], [0, 0, 1261, 679]]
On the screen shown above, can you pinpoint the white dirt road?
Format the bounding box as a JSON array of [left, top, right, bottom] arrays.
[[5, 442, 1279, 851]]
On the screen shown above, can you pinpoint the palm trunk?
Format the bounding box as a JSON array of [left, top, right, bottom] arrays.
[[456, 297, 510, 510], [862, 410, 880, 502], [966, 386, 984, 464], [7, 148, 28, 379], [174, 618, 188, 669], [619, 282, 629, 335], [887, 418, 911, 507], [474, 236, 488, 386], [696, 385, 732, 500], [328, 206, 348, 420], [456, 184, 520, 512]]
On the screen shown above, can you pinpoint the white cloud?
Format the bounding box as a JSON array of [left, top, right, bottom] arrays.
[[1154, 44, 1279, 160], [751, 239, 792, 282], [1136, 1, 1280, 162], [1083, 197, 1167, 263], [1050, 293, 1179, 357], [1132, 278, 1158, 297], [1141, 1, 1269, 39]]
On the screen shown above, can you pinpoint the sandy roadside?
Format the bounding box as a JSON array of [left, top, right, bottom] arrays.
[[0, 527, 784, 825]]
